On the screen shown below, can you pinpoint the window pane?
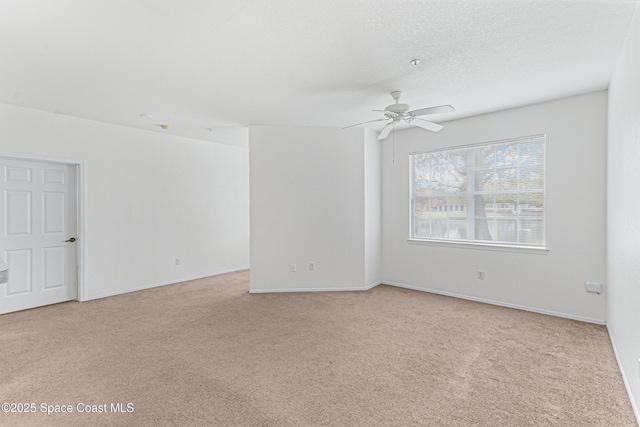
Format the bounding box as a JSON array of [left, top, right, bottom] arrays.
[[519, 141, 544, 165], [430, 219, 448, 239], [519, 218, 544, 245], [413, 196, 428, 217], [428, 196, 447, 216], [448, 220, 467, 240], [519, 166, 544, 191], [447, 194, 466, 214], [477, 194, 496, 218], [495, 218, 518, 243], [475, 217, 495, 241], [413, 215, 430, 239], [520, 201, 544, 217], [478, 146, 494, 169], [494, 167, 518, 191]]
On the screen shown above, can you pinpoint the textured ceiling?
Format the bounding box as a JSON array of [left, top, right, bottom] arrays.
[[0, 0, 637, 145]]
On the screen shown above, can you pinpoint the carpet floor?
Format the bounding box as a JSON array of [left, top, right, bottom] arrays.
[[0, 270, 635, 426]]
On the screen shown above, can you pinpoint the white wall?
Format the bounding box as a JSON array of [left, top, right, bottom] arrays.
[[364, 129, 382, 287], [249, 126, 381, 292], [382, 91, 608, 323], [0, 103, 250, 299], [607, 2, 640, 420]]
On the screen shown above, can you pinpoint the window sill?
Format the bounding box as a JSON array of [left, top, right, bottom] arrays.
[[407, 238, 549, 254]]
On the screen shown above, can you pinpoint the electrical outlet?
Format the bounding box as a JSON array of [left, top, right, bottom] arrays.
[[290, 264, 296, 272], [309, 262, 315, 271], [585, 281, 603, 294], [477, 270, 485, 280], [175, 258, 181, 266]]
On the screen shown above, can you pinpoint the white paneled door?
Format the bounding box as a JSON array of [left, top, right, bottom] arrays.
[[0, 158, 78, 314]]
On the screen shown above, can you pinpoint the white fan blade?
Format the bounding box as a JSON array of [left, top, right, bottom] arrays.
[[409, 105, 455, 117], [412, 118, 444, 132], [377, 122, 394, 140], [342, 118, 386, 129]]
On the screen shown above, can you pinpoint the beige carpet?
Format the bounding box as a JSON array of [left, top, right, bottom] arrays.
[[0, 270, 635, 426]]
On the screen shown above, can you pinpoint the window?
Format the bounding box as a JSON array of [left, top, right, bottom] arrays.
[[410, 135, 545, 247]]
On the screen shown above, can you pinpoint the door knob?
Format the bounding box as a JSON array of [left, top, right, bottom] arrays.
[[64, 237, 76, 243]]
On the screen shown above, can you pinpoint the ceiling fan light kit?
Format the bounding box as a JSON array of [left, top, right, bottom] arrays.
[[344, 91, 455, 140]]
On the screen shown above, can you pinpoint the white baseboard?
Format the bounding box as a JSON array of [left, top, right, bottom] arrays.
[[366, 280, 382, 290], [383, 280, 606, 325], [607, 325, 640, 425], [249, 281, 381, 294], [81, 267, 250, 301]]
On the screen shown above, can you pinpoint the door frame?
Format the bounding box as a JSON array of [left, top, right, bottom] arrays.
[[0, 151, 87, 302]]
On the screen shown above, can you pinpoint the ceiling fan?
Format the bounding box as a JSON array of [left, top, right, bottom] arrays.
[[344, 91, 455, 140]]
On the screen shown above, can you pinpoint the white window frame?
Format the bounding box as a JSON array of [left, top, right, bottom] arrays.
[[409, 134, 547, 251]]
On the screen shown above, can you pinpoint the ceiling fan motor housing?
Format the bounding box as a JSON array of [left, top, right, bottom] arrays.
[[385, 103, 411, 121], [385, 103, 410, 113]]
